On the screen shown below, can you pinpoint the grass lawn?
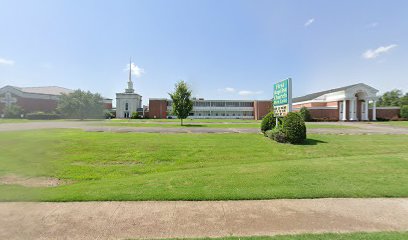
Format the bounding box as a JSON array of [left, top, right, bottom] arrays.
[[373, 121, 408, 128], [0, 129, 407, 201], [0, 119, 30, 124], [172, 232, 408, 240]]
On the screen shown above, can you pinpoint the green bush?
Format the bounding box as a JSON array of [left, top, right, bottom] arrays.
[[3, 105, 24, 118], [401, 105, 408, 119], [268, 127, 287, 143], [299, 106, 312, 122], [26, 112, 61, 120], [131, 112, 139, 119], [261, 112, 276, 133], [104, 111, 115, 119], [282, 112, 307, 144]]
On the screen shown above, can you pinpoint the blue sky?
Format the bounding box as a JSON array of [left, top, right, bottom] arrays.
[[0, 0, 407, 105]]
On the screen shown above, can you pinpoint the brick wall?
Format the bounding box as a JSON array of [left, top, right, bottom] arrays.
[[0, 95, 58, 113], [369, 108, 400, 120], [254, 100, 272, 120], [0, 93, 113, 114], [148, 99, 167, 119]]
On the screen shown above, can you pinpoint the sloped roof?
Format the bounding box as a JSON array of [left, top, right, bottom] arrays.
[[15, 86, 74, 96], [293, 83, 360, 103]]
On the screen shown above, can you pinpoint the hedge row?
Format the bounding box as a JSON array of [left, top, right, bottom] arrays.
[[26, 112, 61, 120]]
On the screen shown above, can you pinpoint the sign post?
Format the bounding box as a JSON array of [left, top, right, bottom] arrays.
[[273, 78, 292, 126]]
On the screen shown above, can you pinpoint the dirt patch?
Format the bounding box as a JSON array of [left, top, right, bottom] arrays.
[[0, 174, 63, 187]]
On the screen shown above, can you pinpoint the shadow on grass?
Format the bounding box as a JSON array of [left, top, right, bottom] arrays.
[[300, 138, 328, 145]]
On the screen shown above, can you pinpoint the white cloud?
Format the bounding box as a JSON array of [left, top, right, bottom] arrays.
[[367, 22, 378, 28], [0, 57, 15, 66], [124, 62, 145, 77], [362, 44, 397, 59], [304, 18, 315, 27], [225, 87, 236, 92], [217, 87, 236, 93], [238, 90, 263, 96]]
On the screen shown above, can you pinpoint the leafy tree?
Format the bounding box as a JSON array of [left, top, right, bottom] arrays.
[[57, 89, 104, 120], [400, 105, 408, 119], [401, 93, 408, 106], [377, 90, 403, 107], [3, 104, 24, 118], [168, 80, 193, 126]]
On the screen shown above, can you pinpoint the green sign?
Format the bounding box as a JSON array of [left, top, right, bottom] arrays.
[[273, 78, 291, 106], [273, 78, 292, 117]]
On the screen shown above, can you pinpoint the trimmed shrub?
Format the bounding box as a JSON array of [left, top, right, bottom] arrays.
[[131, 112, 139, 119], [299, 107, 312, 122], [26, 112, 61, 120], [282, 112, 307, 144], [261, 112, 276, 133], [401, 105, 408, 119], [269, 127, 287, 143], [265, 129, 274, 139]]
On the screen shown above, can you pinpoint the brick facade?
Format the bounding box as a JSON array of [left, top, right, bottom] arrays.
[[147, 99, 167, 119], [254, 100, 272, 120]]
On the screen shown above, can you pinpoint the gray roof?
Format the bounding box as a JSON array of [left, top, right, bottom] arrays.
[[15, 86, 74, 96], [4, 85, 112, 100], [293, 83, 360, 103]]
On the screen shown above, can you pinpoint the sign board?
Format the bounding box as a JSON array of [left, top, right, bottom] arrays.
[[273, 78, 292, 117]]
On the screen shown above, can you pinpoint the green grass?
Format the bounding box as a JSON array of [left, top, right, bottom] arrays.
[[373, 121, 408, 128], [0, 119, 30, 124], [0, 129, 407, 201], [168, 232, 408, 240]]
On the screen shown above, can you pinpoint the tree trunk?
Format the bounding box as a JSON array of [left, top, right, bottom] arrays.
[[181, 118, 183, 126]]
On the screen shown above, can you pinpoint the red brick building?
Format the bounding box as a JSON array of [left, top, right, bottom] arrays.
[[146, 98, 272, 120], [146, 83, 400, 121], [292, 83, 400, 121], [0, 85, 112, 115]]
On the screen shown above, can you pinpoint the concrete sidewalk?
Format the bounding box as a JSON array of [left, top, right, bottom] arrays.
[[1, 198, 408, 239]]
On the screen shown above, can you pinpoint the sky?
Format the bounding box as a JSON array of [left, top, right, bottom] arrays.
[[0, 0, 407, 105]]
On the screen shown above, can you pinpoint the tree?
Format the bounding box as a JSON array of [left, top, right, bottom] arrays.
[[401, 105, 408, 119], [168, 80, 193, 126], [401, 93, 408, 106], [3, 104, 24, 118], [377, 90, 403, 107], [57, 89, 104, 120]]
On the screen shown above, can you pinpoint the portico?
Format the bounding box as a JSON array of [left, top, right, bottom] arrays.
[[338, 85, 378, 121], [293, 83, 380, 121]]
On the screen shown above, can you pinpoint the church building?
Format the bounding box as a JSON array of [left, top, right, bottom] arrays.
[[115, 60, 142, 118], [0, 85, 112, 114]]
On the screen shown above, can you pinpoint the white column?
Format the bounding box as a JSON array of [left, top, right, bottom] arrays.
[[342, 100, 347, 121], [364, 101, 369, 120], [372, 100, 377, 121], [349, 98, 356, 121]]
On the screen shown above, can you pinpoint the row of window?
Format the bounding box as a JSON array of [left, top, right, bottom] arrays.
[[167, 101, 254, 107], [187, 111, 254, 117]]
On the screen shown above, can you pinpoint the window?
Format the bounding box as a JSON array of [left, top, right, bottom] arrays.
[[125, 103, 129, 111]]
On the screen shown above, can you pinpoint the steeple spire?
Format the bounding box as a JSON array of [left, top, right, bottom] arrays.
[[128, 57, 132, 83], [125, 57, 135, 93]]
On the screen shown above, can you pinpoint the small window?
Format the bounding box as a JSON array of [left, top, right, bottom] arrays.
[[125, 103, 129, 111]]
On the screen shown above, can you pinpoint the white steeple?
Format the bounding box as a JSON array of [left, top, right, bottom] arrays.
[[125, 57, 135, 93]]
